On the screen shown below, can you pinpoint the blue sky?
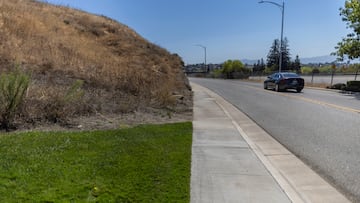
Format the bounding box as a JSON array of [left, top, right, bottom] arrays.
[[44, 0, 350, 64]]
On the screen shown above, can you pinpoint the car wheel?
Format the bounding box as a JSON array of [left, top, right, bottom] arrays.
[[264, 83, 268, 90], [275, 84, 280, 92], [296, 88, 302, 93]]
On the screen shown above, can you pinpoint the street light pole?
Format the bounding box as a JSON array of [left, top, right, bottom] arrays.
[[259, 0, 285, 73], [195, 44, 207, 72]]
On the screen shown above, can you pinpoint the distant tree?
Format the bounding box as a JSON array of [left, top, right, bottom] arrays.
[[222, 60, 234, 79], [253, 58, 265, 74], [301, 66, 313, 74], [253, 62, 258, 73], [334, 0, 360, 60], [267, 38, 292, 72], [312, 68, 320, 74], [232, 60, 244, 72], [260, 58, 265, 70], [221, 59, 250, 79], [280, 37, 291, 71], [267, 39, 280, 71], [293, 55, 301, 73]]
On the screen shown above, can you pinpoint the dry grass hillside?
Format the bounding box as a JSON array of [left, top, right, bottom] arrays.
[[0, 0, 192, 130]]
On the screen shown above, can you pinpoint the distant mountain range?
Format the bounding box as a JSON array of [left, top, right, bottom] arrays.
[[242, 55, 340, 65]]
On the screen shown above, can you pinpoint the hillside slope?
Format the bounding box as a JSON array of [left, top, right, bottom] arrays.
[[0, 0, 192, 129]]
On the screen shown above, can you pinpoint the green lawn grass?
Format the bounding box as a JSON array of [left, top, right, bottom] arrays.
[[0, 122, 192, 202]]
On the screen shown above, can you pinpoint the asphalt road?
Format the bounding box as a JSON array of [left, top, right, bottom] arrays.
[[190, 77, 360, 202]]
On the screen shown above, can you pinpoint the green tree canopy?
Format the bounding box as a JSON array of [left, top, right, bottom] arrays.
[[281, 38, 291, 71], [266, 38, 291, 72], [221, 60, 250, 79], [232, 60, 244, 72], [266, 39, 280, 71], [222, 60, 234, 75], [334, 0, 360, 60]]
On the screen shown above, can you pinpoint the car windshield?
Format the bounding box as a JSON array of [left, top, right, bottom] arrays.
[[281, 73, 299, 78]]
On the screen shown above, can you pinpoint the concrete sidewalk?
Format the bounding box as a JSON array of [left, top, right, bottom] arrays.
[[190, 83, 350, 203]]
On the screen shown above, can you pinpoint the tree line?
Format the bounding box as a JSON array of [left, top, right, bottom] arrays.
[[253, 38, 301, 75]]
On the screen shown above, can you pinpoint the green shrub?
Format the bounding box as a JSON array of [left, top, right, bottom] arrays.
[[347, 80, 360, 86], [211, 69, 223, 78], [0, 68, 30, 130], [312, 68, 320, 74], [319, 66, 333, 73], [301, 66, 313, 74], [221, 60, 250, 79], [345, 80, 360, 92]]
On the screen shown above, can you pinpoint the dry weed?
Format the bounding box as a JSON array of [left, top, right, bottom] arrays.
[[0, 0, 191, 127]]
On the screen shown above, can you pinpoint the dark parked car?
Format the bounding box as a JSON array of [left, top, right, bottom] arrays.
[[264, 72, 304, 93]]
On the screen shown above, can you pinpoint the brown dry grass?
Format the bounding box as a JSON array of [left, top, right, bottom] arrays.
[[0, 0, 192, 129]]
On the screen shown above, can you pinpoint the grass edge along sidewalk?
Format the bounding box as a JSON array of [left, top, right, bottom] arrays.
[[0, 122, 192, 202]]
